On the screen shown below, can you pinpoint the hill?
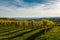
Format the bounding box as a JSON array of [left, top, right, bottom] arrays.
[[0, 18, 60, 40], [35, 26, 60, 40]]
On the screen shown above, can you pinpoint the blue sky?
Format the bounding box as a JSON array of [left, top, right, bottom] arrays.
[[0, 0, 60, 17], [0, 0, 50, 7]]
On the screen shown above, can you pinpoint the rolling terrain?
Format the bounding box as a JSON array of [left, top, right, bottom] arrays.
[[0, 18, 60, 40]]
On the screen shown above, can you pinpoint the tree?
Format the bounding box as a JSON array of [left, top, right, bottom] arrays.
[[39, 19, 55, 28], [39, 19, 55, 33]]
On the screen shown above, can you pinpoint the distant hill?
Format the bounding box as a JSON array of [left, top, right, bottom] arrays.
[[0, 17, 60, 22]]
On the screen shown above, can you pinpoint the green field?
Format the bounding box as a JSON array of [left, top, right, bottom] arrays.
[[0, 26, 60, 40], [0, 19, 60, 40]]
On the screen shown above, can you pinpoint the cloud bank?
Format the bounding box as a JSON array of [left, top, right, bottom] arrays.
[[0, 0, 60, 17]]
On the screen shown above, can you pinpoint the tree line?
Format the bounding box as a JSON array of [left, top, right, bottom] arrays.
[[0, 19, 56, 30]]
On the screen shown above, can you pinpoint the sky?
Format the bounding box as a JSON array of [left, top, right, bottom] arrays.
[[0, 0, 60, 18]]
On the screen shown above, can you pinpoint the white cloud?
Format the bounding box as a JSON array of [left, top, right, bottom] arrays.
[[0, 0, 60, 17]]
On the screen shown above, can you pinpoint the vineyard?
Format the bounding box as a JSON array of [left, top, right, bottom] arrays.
[[0, 18, 60, 40]]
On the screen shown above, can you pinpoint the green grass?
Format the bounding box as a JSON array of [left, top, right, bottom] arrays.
[[0, 18, 60, 40], [0, 26, 60, 40], [0, 28, 23, 36], [35, 26, 60, 40], [0, 29, 33, 39], [0, 27, 60, 40], [12, 29, 42, 40]]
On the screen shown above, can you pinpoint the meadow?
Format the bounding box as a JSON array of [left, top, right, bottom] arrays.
[[0, 18, 60, 40]]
